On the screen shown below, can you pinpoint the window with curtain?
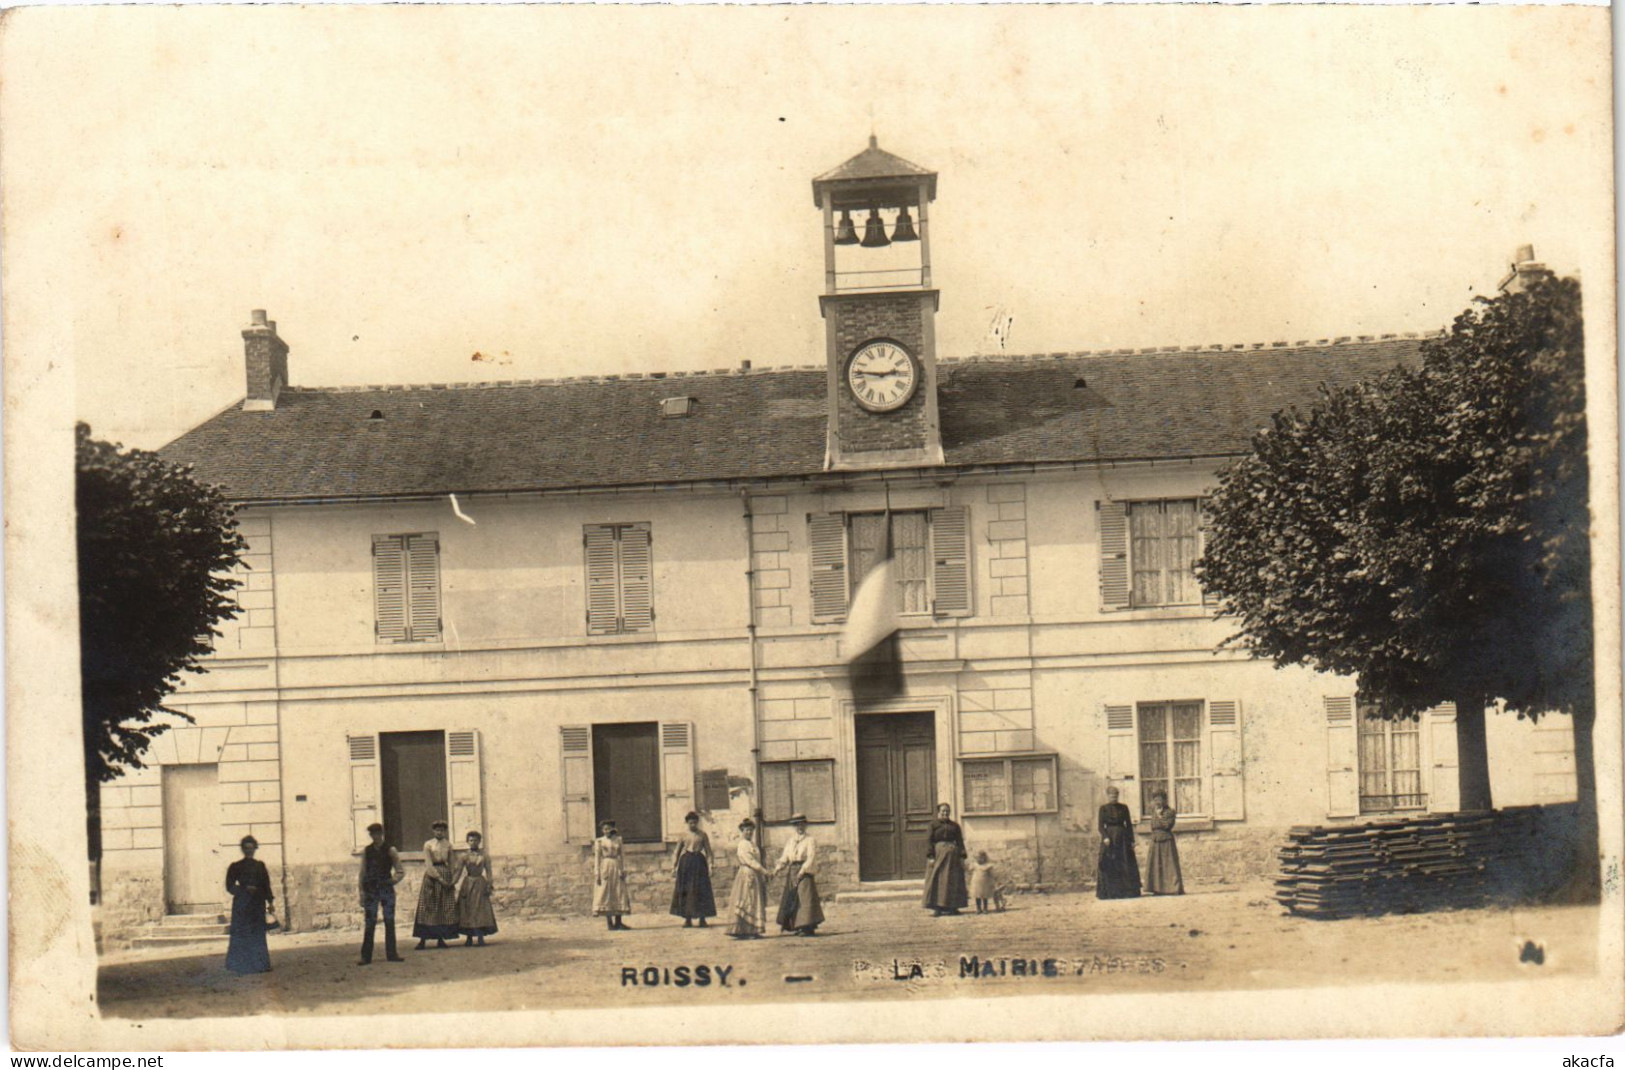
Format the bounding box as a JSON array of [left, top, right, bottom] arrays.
[[1137, 701, 1204, 816], [1357, 708, 1424, 813], [960, 755, 1059, 815], [848, 511, 931, 615], [1128, 499, 1200, 606]]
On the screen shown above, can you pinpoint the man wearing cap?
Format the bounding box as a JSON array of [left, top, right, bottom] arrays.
[[773, 814, 825, 936], [357, 822, 406, 965]]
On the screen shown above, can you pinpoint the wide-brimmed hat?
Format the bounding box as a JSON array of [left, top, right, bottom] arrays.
[[789, 813, 808, 825], [431, 820, 449, 829]]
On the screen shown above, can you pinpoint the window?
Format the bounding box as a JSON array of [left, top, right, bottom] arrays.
[[381, 730, 447, 850], [761, 760, 837, 823], [584, 523, 654, 635], [961, 754, 1059, 815], [373, 533, 441, 642], [807, 506, 971, 622], [1098, 499, 1214, 610], [592, 722, 661, 842], [1137, 701, 1204, 816], [1103, 699, 1245, 820], [346, 729, 482, 853], [1357, 706, 1425, 813], [849, 511, 931, 614], [558, 721, 696, 844]]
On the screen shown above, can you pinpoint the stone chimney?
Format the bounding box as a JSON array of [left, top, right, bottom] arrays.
[[241, 309, 289, 411], [1497, 244, 1554, 295]]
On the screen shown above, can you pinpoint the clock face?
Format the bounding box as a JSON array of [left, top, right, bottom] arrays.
[[846, 341, 919, 413]]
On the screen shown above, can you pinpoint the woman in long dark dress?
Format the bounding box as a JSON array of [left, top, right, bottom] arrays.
[[669, 811, 717, 927], [456, 830, 499, 945], [225, 835, 274, 974], [413, 820, 460, 948], [921, 803, 969, 916], [1144, 790, 1185, 895], [1096, 786, 1142, 899]]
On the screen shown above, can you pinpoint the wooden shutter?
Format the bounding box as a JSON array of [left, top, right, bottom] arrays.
[[929, 505, 972, 617], [584, 525, 621, 635], [659, 722, 696, 840], [445, 729, 483, 844], [808, 513, 849, 623], [406, 533, 441, 641], [1098, 501, 1130, 610], [1103, 702, 1138, 812], [373, 536, 408, 642], [560, 725, 595, 844], [1325, 696, 1359, 818], [1198, 499, 1221, 608], [1207, 699, 1245, 819], [1426, 702, 1460, 813], [619, 523, 654, 633], [348, 734, 381, 852]]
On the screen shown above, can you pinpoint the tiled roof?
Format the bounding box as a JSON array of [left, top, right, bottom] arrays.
[[160, 337, 1427, 503], [811, 137, 937, 205]]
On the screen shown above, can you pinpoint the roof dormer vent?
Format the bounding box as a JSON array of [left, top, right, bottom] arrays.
[[660, 396, 698, 418]]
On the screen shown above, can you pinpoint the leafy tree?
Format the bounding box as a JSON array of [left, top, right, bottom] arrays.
[[1196, 275, 1592, 844], [76, 424, 248, 869]]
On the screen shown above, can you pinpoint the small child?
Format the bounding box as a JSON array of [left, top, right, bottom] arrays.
[[967, 850, 998, 914]]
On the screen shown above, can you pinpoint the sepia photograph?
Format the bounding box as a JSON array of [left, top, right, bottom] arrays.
[[2, 1, 1620, 1053]]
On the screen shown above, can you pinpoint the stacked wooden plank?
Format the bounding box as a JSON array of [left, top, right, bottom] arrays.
[[1274, 810, 1528, 917]]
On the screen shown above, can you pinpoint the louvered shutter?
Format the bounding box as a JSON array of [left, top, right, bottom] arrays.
[[1198, 499, 1221, 608], [1325, 697, 1359, 818], [1103, 702, 1138, 814], [659, 722, 696, 841], [406, 533, 442, 641], [348, 734, 381, 852], [373, 536, 408, 642], [808, 513, 849, 623], [584, 525, 621, 635], [929, 505, 972, 617], [619, 523, 654, 633], [1426, 702, 1460, 813], [1207, 699, 1244, 819], [1098, 501, 1130, 610], [560, 725, 595, 844], [445, 730, 483, 844]]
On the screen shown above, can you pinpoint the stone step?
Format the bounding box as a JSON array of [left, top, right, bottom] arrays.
[[159, 914, 228, 928], [832, 881, 923, 902], [131, 931, 230, 950]]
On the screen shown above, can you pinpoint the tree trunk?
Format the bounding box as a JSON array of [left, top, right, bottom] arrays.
[[1565, 703, 1600, 899], [84, 772, 103, 906], [1455, 697, 1493, 810]]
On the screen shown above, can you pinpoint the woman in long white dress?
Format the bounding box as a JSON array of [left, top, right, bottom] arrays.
[[592, 820, 632, 931], [725, 818, 770, 939]]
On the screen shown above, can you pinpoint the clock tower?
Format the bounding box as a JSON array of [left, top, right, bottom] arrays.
[[814, 137, 944, 470]]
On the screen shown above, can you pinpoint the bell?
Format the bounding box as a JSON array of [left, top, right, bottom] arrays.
[[860, 208, 891, 248], [833, 210, 859, 246], [891, 206, 919, 242]]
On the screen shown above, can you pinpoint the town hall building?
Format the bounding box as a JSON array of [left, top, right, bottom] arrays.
[[95, 140, 1580, 943]]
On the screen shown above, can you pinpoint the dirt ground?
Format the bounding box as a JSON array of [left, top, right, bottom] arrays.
[[96, 883, 1598, 1019]]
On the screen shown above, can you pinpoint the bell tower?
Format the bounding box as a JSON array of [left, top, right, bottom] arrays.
[[814, 137, 944, 470]]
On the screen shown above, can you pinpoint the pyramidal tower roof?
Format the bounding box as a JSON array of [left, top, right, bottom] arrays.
[[811, 136, 937, 206]]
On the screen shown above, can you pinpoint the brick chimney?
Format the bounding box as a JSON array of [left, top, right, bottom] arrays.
[[241, 309, 289, 411], [1497, 244, 1554, 295]]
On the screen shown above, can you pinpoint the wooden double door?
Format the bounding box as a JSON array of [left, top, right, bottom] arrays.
[[855, 712, 937, 881]]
